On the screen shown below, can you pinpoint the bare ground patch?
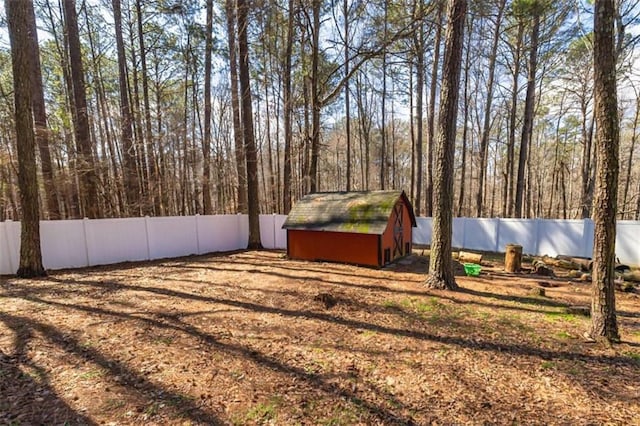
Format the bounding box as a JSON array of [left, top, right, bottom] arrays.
[[1, 250, 639, 425]]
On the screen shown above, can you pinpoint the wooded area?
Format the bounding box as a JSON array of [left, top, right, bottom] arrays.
[[0, 0, 639, 221]]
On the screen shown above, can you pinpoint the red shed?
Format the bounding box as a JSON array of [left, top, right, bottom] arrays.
[[282, 190, 417, 267]]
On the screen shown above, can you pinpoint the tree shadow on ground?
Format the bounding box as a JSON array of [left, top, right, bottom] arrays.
[[0, 311, 224, 425], [4, 263, 640, 422], [0, 326, 96, 425], [18, 277, 639, 369], [1, 291, 419, 424]]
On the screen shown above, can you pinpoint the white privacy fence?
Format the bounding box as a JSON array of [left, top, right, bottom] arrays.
[[1, 215, 639, 274], [1, 215, 252, 275], [413, 217, 640, 266]]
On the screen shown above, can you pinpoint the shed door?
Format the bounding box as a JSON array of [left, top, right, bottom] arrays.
[[392, 202, 404, 259]]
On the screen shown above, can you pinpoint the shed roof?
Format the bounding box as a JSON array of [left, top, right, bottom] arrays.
[[282, 190, 416, 235]]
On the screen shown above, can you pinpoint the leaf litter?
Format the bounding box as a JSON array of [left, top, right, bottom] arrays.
[[0, 250, 639, 425]]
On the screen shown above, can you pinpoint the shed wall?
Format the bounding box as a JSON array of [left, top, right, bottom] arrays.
[[381, 201, 414, 263], [287, 230, 380, 267]]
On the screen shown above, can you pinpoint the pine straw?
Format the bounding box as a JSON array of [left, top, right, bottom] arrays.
[[1, 250, 639, 425]]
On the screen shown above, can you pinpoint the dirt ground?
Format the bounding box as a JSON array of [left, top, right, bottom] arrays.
[[1, 250, 639, 425]]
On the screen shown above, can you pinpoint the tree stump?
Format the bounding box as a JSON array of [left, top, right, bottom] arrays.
[[505, 244, 523, 273]]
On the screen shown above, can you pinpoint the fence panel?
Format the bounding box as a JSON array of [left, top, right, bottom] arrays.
[[1, 221, 20, 275], [497, 219, 538, 254], [237, 215, 249, 249], [85, 218, 149, 266], [616, 221, 640, 266], [259, 215, 276, 249], [274, 215, 288, 249], [0, 223, 13, 275], [40, 220, 88, 269], [581, 220, 595, 258], [452, 218, 466, 248], [147, 216, 199, 260], [413, 217, 432, 245], [536, 220, 586, 258], [197, 215, 243, 253], [463, 218, 499, 252]]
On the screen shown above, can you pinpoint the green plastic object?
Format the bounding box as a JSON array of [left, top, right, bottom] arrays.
[[463, 263, 481, 276]]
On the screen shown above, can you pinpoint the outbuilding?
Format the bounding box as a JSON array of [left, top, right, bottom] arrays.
[[282, 190, 417, 267]]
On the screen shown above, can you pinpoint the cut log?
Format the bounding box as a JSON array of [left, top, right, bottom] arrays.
[[504, 244, 522, 273], [566, 270, 583, 279], [542, 256, 580, 270], [556, 255, 592, 271], [532, 260, 555, 277], [616, 280, 636, 292], [622, 270, 640, 283], [458, 251, 483, 264]]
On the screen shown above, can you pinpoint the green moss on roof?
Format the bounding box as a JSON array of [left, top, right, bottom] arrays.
[[282, 190, 416, 235]]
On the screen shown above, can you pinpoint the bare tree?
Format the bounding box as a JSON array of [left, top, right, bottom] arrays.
[[112, 0, 140, 216], [283, 0, 295, 212], [514, 1, 542, 218], [6, 0, 46, 277], [63, 0, 101, 218], [425, 1, 445, 217], [589, 0, 620, 343], [426, 0, 466, 290], [226, 0, 248, 214], [203, 0, 214, 214], [26, 0, 60, 220], [475, 0, 506, 217], [237, 0, 262, 248]]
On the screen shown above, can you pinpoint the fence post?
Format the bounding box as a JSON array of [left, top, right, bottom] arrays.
[[195, 214, 201, 255], [0, 222, 11, 274], [582, 219, 594, 258], [461, 217, 467, 250], [144, 216, 151, 260], [82, 218, 91, 266], [237, 213, 244, 249], [5, 220, 17, 274], [272, 213, 277, 250], [494, 218, 501, 253], [534, 218, 541, 256]]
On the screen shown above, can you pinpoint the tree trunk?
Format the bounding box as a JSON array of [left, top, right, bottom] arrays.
[[282, 0, 295, 212], [135, 0, 159, 216], [426, 0, 466, 291], [309, 0, 321, 193], [344, 0, 351, 192], [622, 95, 639, 218], [203, 0, 214, 215], [237, 0, 262, 249], [414, 0, 425, 216], [26, 0, 60, 220], [507, 21, 524, 218], [589, 0, 619, 342], [126, 15, 149, 212], [63, 0, 100, 219], [458, 13, 473, 218], [580, 101, 595, 218], [475, 0, 505, 217], [379, 1, 388, 190], [6, 0, 46, 277], [425, 1, 444, 217], [409, 63, 415, 203], [83, 8, 124, 216], [515, 11, 540, 218], [112, 0, 140, 216], [226, 0, 247, 214]]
